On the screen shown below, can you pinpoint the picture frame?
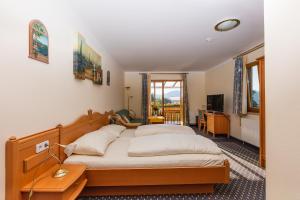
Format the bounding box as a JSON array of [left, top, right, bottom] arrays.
[[29, 20, 49, 63], [73, 33, 103, 85], [107, 70, 110, 86]]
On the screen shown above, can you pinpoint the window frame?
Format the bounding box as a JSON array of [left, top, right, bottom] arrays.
[[246, 61, 260, 113]]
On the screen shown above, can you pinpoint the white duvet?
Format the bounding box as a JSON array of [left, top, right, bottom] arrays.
[[128, 133, 223, 157], [135, 124, 195, 137], [64, 129, 226, 168]]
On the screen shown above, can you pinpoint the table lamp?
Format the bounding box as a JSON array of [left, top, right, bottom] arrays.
[[48, 143, 76, 178]]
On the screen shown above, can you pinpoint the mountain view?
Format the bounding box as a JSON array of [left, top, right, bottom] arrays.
[[164, 90, 180, 98], [152, 89, 181, 104]]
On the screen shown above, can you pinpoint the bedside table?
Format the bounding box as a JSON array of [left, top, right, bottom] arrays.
[[21, 164, 87, 200]]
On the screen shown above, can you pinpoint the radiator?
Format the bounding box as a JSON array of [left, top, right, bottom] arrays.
[[241, 115, 259, 147]]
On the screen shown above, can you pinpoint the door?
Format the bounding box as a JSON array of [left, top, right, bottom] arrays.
[[150, 80, 183, 124]]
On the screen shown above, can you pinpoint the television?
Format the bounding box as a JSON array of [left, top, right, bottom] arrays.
[[207, 94, 224, 112]]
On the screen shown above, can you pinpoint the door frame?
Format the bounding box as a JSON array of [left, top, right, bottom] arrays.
[[257, 56, 266, 168], [150, 80, 183, 122]]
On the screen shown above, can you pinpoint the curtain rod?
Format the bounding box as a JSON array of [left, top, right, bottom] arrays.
[[233, 43, 264, 59], [139, 72, 189, 75]]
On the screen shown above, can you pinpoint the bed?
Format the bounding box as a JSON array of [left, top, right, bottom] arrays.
[[64, 129, 225, 169], [60, 110, 230, 196], [5, 110, 229, 199]]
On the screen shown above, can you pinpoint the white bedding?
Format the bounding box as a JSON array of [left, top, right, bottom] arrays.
[[64, 129, 225, 169], [64, 129, 117, 156], [128, 134, 222, 157], [135, 124, 195, 137]]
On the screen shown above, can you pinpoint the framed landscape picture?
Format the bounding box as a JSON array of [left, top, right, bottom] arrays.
[[29, 20, 49, 63], [107, 70, 110, 86], [73, 33, 103, 85]]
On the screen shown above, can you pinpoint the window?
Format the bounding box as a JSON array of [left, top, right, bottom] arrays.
[[246, 61, 260, 112]]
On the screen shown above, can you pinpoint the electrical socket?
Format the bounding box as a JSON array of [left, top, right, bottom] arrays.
[[35, 140, 49, 153]]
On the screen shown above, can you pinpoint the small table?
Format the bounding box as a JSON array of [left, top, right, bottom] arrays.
[[21, 164, 87, 200], [148, 116, 165, 124]]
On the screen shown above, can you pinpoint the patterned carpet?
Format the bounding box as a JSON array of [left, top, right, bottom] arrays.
[[78, 128, 265, 200]]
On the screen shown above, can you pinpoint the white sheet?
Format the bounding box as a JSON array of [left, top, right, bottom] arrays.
[[64, 129, 225, 169], [128, 134, 222, 157], [135, 124, 195, 137]]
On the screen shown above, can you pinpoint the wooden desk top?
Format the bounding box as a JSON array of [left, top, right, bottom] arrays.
[[205, 112, 230, 119], [21, 164, 86, 192]]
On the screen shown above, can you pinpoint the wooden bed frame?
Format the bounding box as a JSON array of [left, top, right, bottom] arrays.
[[59, 110, 230, 196], [5, 110, 230, 199], [6, 127, 61, 200]]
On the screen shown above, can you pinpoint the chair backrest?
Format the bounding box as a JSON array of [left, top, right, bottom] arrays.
[[198, 109, 206, 120], [116, 109, 130, 118], [111, 114, 142, 129], [111, 114, 126, 126]]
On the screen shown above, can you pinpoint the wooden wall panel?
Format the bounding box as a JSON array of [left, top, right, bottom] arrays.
[[6, 128, 60, 200]]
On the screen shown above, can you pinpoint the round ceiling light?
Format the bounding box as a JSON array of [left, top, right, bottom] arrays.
[[215, 19, 240, 32]]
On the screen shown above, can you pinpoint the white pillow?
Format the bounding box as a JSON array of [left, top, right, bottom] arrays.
[[65, 130, 117, 156], [135, 124, 195, 137], [128, 134, 222, 157], [100, 124, 126, 137]]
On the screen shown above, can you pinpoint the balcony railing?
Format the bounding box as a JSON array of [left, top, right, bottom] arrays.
[[163, 105, 182, 125]]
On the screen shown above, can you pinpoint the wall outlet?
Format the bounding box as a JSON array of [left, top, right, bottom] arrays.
[[36, 140, 49, 153]]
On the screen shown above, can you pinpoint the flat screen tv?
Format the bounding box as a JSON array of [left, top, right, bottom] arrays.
[[207, 94, 224, 112]]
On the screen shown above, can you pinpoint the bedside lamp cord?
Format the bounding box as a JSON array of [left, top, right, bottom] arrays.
[[28, 154, 50, 200], [28, 145, 61, 200]]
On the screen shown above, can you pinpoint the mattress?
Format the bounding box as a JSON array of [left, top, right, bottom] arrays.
[[64, 129, 226, 169]]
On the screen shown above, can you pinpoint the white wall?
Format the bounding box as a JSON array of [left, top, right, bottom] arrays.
[[187, 72, 206, 124], [124, 72, 143, 117], [265, 0, 300, 199], [205, 48, 264, 140], [0, 1, 124, 199], [124, 72, 206, 124]]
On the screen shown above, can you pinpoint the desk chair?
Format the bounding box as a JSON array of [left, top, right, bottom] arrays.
[[198, 109, 207, 133]]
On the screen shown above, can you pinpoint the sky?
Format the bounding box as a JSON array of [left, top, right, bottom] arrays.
[[252, 67, 259, 92]]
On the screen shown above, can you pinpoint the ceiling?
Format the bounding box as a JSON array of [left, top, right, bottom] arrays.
[[68, 0, 264, 71]]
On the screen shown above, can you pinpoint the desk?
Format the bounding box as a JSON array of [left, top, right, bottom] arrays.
[[206, 112, 230, 138]]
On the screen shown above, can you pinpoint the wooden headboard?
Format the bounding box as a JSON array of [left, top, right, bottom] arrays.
[[59, 109, 113, 161], [5, 109, 113, 199], [6, 127, 60, 200]]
